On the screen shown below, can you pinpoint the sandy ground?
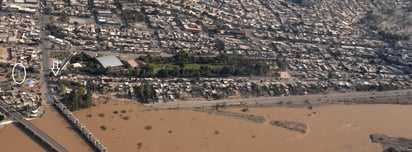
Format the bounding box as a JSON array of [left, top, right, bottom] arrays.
[[280, 71, 292, 79], [0, 47, 8, 62], [31, 107, 94, 152], [127, 59, 139, 67], [70, 17, 95, 25], [72, 99, 412, 152], [0, 76, 5, 82]]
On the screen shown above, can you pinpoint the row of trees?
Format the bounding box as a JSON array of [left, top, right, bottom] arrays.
[[133, 83, 154, 103]]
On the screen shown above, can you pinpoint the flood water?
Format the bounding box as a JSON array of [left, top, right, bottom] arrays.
[[1, 99, 411, 152], [0, 107, 93, 152], [71, 100, 412, 152]]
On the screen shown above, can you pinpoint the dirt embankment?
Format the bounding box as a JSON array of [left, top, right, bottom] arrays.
[[149, 89, 412, 110], [193, 108, 309, 134], [193, 108, 265, 123], [270, 120, 308, 133], [340, 94, 412, 105], [370, 133, 412, 152]]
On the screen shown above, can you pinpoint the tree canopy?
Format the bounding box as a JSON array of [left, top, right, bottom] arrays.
[[62, 87, 93, 111]]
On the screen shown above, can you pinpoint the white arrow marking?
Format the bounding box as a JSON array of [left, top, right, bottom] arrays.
[[51, 60, 60, 76]]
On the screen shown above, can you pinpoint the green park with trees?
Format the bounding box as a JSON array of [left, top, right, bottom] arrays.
[[69, 51, 277, 78]]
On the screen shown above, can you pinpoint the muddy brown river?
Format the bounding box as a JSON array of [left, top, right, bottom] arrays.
[[1, 100, 412, 152]]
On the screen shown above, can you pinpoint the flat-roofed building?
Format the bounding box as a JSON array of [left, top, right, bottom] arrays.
[[25, 0, 37, 4], [96, 55, 123, 68]]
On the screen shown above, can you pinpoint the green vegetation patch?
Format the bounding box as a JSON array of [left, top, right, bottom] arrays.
[[50, 51, 71, 59], [123, 10, 144, 22], [45, 23, 66, 39], [136, 51, 273, 78], [183, 64, 222, 70], [360, 11, 410, 42], [60, 82, 93, 111], [150, 63, 222, 70]]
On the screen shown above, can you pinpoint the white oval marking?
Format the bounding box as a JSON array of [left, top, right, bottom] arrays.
[[12, 63, 26, 85]]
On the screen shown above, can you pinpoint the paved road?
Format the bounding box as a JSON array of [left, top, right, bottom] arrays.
[[0, 100, 68, 152], [147, 89, 412, 109]]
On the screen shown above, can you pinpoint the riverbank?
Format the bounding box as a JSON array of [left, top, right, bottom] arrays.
[[146, 89, 412, 109]]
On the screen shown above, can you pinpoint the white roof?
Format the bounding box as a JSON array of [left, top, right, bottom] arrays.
[[72, 63, 83, 68], [96, 55, 123, 68], [25, 0, 37, 3]]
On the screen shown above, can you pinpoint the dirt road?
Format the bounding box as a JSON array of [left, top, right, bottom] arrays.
[[147, 89, 412, 109]]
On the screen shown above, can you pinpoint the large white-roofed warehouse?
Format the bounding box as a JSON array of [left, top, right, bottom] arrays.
[[96, 55, 124, 68]]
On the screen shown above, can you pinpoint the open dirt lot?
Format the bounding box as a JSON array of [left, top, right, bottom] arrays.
[[0, 47, 8, 62], [127, 59, 139, 67], [0, 76, 6, 82]]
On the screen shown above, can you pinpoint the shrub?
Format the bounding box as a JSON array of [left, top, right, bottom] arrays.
[[123, 116, 129, 120], [136, 142, 142, 149], [241, 108, 249, 112], [98, 113, 105, 117], [100, 125, 106, 130], [113, 110, 118, 114], [144, 125, 152, 130]]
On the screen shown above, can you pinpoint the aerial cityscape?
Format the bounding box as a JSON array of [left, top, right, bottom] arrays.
[[0, 0, 411, 151]]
